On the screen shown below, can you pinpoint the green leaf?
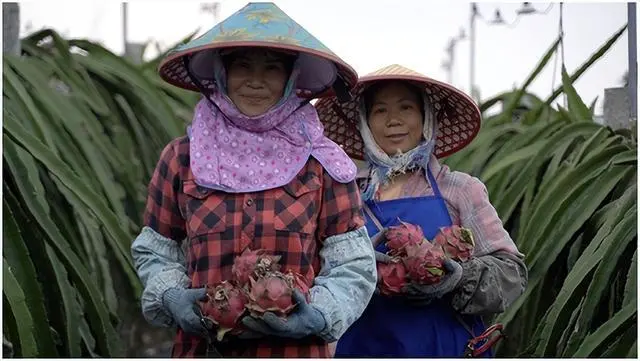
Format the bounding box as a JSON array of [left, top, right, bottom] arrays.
[[623, 250, 637, 307], [3, 136, 122, 356], [2, 200, 58, 356], [498, 36, 561, 123], [43, 244, 82, 357], [3, 110, 141, 294], [572, 303, 636, 357], [523, 24, 628, 125], [497, 165, 631, 329], [534, 202, 636, 356], [561, 65, 593, 122], [3, 259, 38, 357], [480, 141, 546, 180]]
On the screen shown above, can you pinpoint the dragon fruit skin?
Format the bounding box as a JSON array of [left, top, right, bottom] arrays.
[[403, 242, 446, 285], [232, 248, 282, 286], [385, 221, 426, 256], [433, 226, 475, 262], [246, 272, 296, 317], [377, 261, 408, 295], [200, 281, 249, 341]]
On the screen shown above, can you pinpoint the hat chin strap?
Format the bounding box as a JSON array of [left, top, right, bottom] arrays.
[[332, 73, 353, 103]]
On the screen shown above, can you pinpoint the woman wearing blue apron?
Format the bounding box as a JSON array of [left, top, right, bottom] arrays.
[[315, 65, 528, 358]]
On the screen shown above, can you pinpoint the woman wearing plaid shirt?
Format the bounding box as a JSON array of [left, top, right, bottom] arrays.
[[130, 3, 377, 357], [315, 64, 528, 357]]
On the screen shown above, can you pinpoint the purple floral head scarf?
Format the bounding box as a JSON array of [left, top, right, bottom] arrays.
[[188, 50, 356, 193]]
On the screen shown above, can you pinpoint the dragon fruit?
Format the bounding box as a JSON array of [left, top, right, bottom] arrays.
[[246, 272, 297, 317], [232, 248, 282, 286], [377, 261, 408, 295], [199, 281, 248, 341], [385, 221, 427, 256], [433, 226, 475, 262], [284, 270, 311, 302], [403, 241, 446, 285]]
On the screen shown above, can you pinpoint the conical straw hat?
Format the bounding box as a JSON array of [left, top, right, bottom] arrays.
[[315, 64, 481, 159], [158, 2, 357, 98]]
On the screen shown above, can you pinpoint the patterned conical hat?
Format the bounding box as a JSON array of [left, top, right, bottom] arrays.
[[158, 2, 357, 97], [315, 64, 482, 159]]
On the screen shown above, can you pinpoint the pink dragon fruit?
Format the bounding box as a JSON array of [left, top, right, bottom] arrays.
[[246, 272, 297, 317], [385, 221, 427, 256], [377, 261, 408, 295], [199, 281, 248, 341], [403, 242, 446, 285], [232, 248, 282, 286], [433, 226, 475, 262]]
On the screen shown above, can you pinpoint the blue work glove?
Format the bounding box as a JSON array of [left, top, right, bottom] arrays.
[[162, 287, 210, 339], [241, 290, 326, 339], [402, 259, 463, 306]]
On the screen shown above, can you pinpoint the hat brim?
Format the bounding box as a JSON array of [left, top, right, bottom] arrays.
[[315, 71, 482, 160], [158, 41, 357, 99]]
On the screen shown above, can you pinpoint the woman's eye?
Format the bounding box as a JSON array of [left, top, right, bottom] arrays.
[[265, 64, 283, 71], [373, 108, 386, 114], [401, 104, 414, 110]]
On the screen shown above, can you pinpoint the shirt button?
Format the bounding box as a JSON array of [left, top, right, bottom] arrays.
[[246, 199, 254, 206]]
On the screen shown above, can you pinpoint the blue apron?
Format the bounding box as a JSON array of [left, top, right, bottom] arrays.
[[335, 168, 491, 358]]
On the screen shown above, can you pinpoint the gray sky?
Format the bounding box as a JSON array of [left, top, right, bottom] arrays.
[[20, 1, 630, 114]]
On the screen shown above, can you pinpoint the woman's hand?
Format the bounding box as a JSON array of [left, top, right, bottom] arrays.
[[162, 287, 210, 338], [241, 290, 326, 339], [402, 259, 463, 305]]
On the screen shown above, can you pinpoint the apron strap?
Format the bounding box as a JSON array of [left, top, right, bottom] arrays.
[[362, 202, 387, 248], [363, 202, 384, 233], [426, 167, 443, 198]]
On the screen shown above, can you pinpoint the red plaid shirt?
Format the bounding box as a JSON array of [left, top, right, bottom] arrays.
[[143, 136, 364, 357]]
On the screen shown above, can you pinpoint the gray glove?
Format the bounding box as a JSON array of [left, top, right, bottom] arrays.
[[402, 259, 463, 306], [375, 251, 393, 263], [162, 287, 209, 338], [241, 290, 327, 339]]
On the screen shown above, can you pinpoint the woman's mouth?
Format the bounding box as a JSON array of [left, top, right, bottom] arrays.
[[242, 95, 268, 103], [386, 133, 408, 142]]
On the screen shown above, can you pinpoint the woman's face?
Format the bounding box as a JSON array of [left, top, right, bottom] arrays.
[[225, 49, 290, 117], [366, 81, 424, 155]]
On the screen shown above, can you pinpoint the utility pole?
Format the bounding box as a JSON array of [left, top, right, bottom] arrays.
[[628, 2, 637, 123], [3, 2, 20, 55], [469, 3, 478, 100], [444, 39, 455, 84], [122, 3, 128, 55], [441, 28, 466, 85]]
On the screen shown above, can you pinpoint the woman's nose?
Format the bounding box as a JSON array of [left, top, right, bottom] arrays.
[[245, 70, 265, 87], [386, 114, 403, 127]]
